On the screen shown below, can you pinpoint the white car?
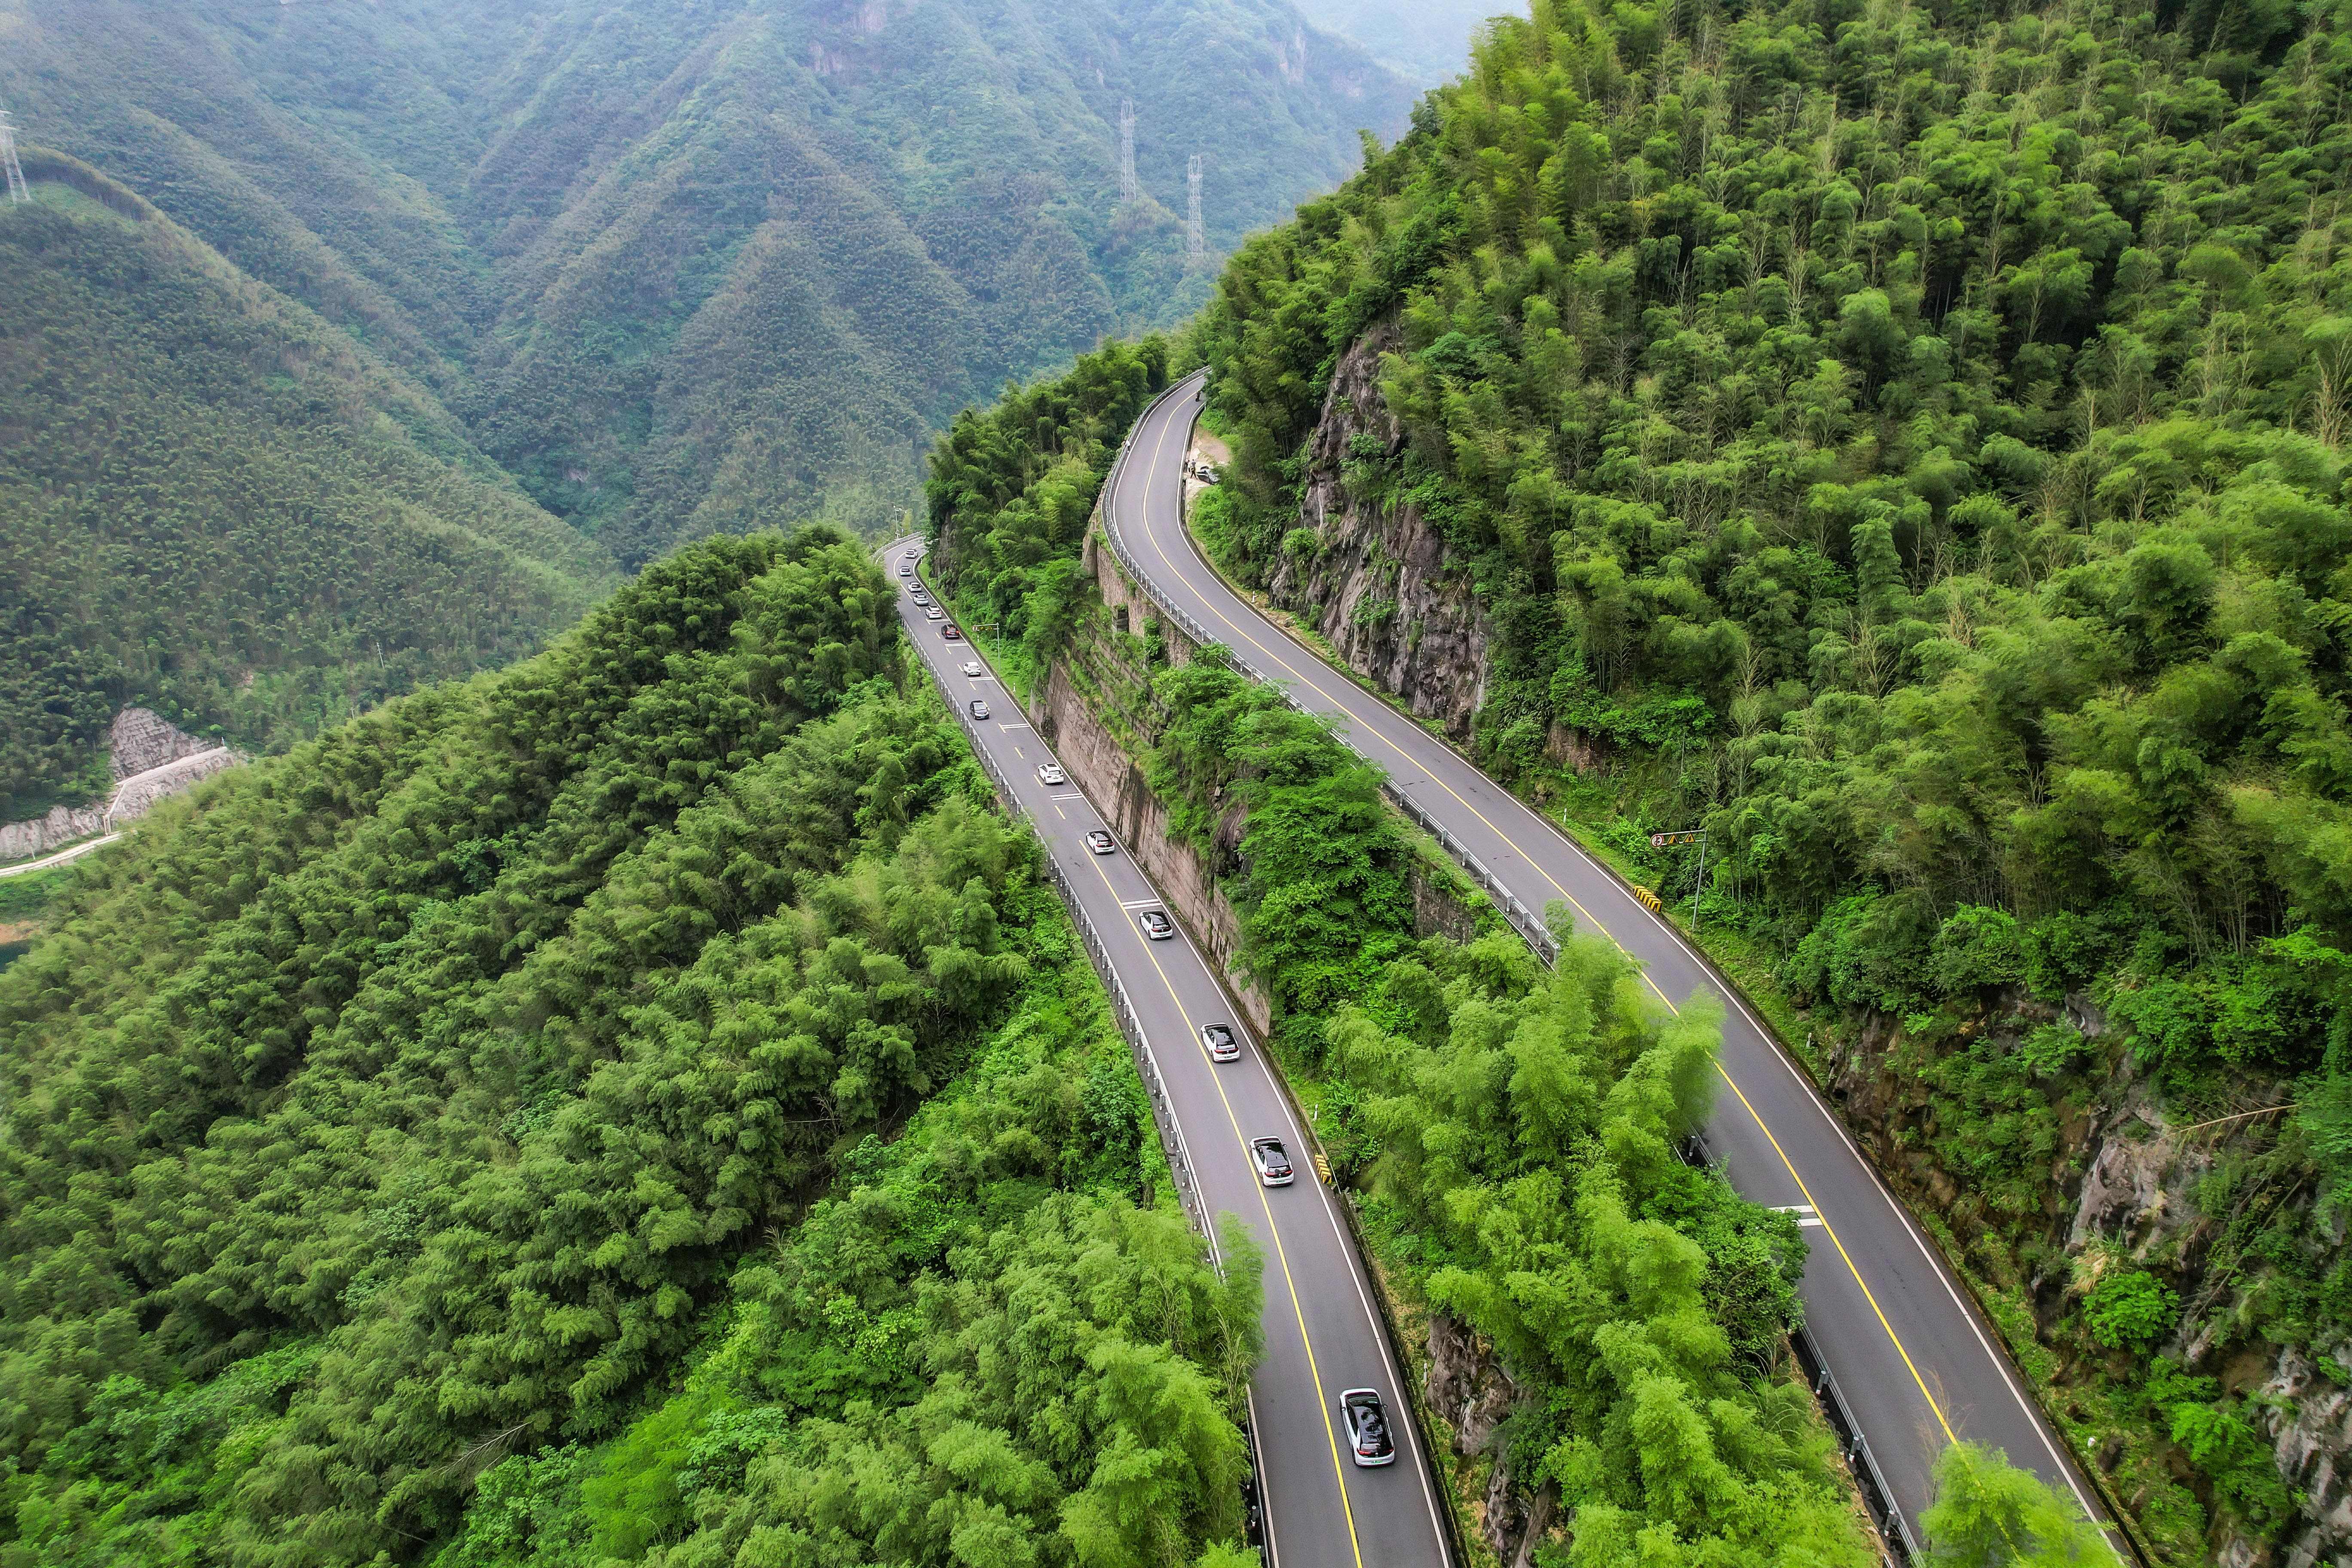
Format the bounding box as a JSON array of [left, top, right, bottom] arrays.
[[969, 698, 991, 721], [898, 562, 913, 578], [1249, 1136, 1293, 1186], [911, 589, 931, 605], [1138, 909, 1175, 940], [960, 661, 984, 678], [1201, 1023, 1240, 1062], [924, 606, 944, 621], [1037, 762, 1066, 786], [1085, 830, 1117, 855], [1339, 1389, 1395, 1467]]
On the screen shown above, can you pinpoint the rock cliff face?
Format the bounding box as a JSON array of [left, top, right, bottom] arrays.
[[1425, 1310, 1557, 1565], [1260, 321, 1491, 741], [1824, 1002, 2346, 1567], [1032, 643, 1274, 1037]]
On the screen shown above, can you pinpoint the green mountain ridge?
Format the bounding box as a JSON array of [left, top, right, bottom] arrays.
[[1185, 0, 2352, 1558], [0, 155, 616, 824], [0, 0, 1416, 561]]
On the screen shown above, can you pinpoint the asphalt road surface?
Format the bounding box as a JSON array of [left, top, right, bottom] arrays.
[[882, 538, 1454, 1568], [1102, 373, 2111, 1554]]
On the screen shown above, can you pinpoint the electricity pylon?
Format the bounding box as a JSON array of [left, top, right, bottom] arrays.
[[0, 105, 28, 205], [1118, 99, 1139, 206], [1186, 154, 1204, 260]]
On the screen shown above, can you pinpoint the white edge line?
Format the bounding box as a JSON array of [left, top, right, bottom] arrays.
[[1123, 395, 2110, 1530], [1129, 398, 1454, 1563]]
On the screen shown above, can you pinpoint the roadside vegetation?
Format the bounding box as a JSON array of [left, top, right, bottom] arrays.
[[1178, 0, 2352, 1556], [0, 526, 1259, 1567]]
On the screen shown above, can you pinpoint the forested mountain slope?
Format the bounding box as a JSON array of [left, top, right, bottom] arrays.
[[1185, 0, 2352, 1559], [0, 0, 1413, 560], [0, 527, 1261, 1566], [0, 157, 614, 826]]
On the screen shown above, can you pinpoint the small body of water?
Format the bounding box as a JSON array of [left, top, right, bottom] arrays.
[[0, 939, 28, 973]]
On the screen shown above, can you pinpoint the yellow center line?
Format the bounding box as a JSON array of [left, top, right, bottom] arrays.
[[1074, 847, 1369, 1568], [1130, 388, 1960, 1444]]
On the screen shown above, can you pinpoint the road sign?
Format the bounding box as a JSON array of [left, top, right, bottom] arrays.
[[1650, 830, 1704, 847]]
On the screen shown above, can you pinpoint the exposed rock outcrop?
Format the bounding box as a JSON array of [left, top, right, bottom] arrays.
[[1824, 999, 2341, 1566], [0, 708, 239, 864], [1262, 320, 1490, 740], [108, 707, 216, 780], [1426, 1310, 1556, 1565]]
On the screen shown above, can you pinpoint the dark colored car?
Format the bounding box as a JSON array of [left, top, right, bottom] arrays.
[[1138, 909, 1174, 940], [968, 698, 990, 721], [1340, 1389, 1395, 1467], [942, 625, 962, 640], [1201, 1023, 1240, 1062], [1249, 1136, 1293, 1186], [1085, 830, 1117, 855]]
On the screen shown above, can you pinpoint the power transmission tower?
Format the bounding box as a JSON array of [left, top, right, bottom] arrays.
[[1118, 100, 1139, 206], [0, 105, 28, 206], [1185, 154, 1204, 261]]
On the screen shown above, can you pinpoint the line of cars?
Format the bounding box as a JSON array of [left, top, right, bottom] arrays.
[[899, 542, 1397, 1473]]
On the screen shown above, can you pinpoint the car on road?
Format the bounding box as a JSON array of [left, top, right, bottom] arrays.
[[1201, 1023, 1240, 1062], [924, 606, 944, 621], [1249, 1136, 1293, 1186], [1339, 1389, 1395, 1467], [1037, 762, 1066, 785], [1085, 830, 1117, 855], [898, 562, 913, 578], [960, 661, 984, 678], [968, 698, 991, 721], [1138, 909, 1174, 940], [942, 626, 962, 640], [911, 589, 931, 605]]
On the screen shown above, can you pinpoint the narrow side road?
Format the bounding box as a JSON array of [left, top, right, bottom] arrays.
[[880, 535, 1454, 1568], [1104, 372, 2113, 1555], [0, 833, 122, 879]]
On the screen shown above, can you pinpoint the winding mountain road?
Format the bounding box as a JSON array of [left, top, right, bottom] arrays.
[[882, 538, 1455, 1568], [1100, 372, 2110, 1554]]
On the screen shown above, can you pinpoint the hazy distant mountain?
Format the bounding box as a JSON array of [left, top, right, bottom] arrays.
[[0, 0, 1415, 561], [0, 155, 613, 822], [1285, 0, 1524, 83]]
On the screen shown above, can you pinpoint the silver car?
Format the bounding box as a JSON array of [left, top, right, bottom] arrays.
[[1340, 1389, 1395, 1467], [960, 661, 984, 678], [924, 606, 944, 621], [1250, 1136, 1293, 1186]]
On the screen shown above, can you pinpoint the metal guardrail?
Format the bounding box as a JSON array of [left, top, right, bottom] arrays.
[[1096, 401, 1926, 1566], [888, 579, 1219, 1251], [1092, 389, 1565, 965]]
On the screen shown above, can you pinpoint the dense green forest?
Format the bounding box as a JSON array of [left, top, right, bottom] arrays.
[[1179, 0, 2352, 1557], [0, 162, 613, 824], [0, 526, 1261, 1565], [0, 0, 1412, 565], [928, 355, 2114, 1565]]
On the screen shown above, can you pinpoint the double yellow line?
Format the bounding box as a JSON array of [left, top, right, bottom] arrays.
[[1121, 392, 1963, 1447]]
